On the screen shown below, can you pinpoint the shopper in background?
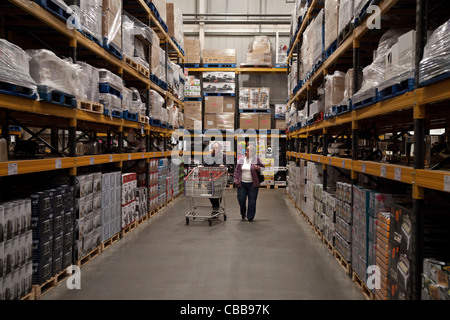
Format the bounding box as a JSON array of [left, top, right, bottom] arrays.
[[202, 141, 228, 214], [234, 145, 265, 221]]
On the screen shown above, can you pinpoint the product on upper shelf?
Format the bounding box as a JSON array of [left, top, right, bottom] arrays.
[[79, 0, 102, 44], [0, 39, 37, 96], [27, 49, 84, 99], [166, 2, 184, 51], [244, 36, 272, 66], [324, 0, 339, 51], [239, 87, 270, 110], [338, 0, 354, 39], [324, 71, 346, 116], [419, 18, 450, 84], [102, 0, 122, 51], [77, 62, 100, 103]]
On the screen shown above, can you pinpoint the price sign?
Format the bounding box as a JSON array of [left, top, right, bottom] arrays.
[[55, 159, 62, 169], [394, 168, 402, 181], [90, 157, 95, 165], [8, 163, 18, 176], [380, 166, 387, 177]]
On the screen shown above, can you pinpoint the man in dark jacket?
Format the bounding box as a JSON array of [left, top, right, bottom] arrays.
[[202, 142, 229, 213]]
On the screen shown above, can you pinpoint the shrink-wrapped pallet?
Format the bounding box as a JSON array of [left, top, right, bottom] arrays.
[[338, 0, 354, 38], [79, 0, 102, 44], [325, 0, 339, 51], [0, 39, 37, 95], [27, 49, 84, 99], [420, 18, 450, 84], [102, 0, 122, 50], [77, 62, 100, 103]]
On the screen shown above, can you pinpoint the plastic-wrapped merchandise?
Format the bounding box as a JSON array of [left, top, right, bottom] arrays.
[[245, 36, 272, 66], [98, 68, 123, 92], [160, 107, 168, 124], [152, 0, 167, 25], [312, 9, 324, 65], [100, 93, 122, 113], [352, 29, 404, 103], [325, 71, 346, 112], [178, 111, 184, 128], [343, 68, 355, 103], [259, 88, 270, 109], [80, 0, 102, 44], [0, 39, 37, 94], [216, 113, 235, 130], [77, 61, 99, 103], [338, 0, 354, 37], [420, 18, 450, 84], [149, 90, 165, 121], [102, 0, 122, 49], [122, 14, 135, 58], [353, 0, 370, 18], [130, 88, 146, 115], [301, 22, 314, 79], [239, 88, 250, 109], [27, 49, 84, 99], [166, 3, 184, 50], [122, 88, 132, 112], [325, 0, 339, 50], [167, 61, 175, 91], [250, 88, 260, 109]]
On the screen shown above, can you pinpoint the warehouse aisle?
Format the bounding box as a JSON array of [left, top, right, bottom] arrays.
[[43, 189, 364, 300]]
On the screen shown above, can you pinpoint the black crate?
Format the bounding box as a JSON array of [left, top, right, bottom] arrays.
[[58, 185, 75, 210], [30, 191, 53, 218], [52, 252, 63, 276], [63, 208, 74, 231], [53, 209, 64, 235], [63, 229, 74, 250], [62, 247, 73, 269], [51, 188, 64, 212], [32, 236, 53, 262], [52, 231, 63, 256], [32, 256, 52, 285], [31, 214, 53, 239]]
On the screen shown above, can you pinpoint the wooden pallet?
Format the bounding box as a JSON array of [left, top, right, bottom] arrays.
[[334, 249, 352, 276], [20, 289, 36, 300], [76, 245, 102, 268], [124, 55, 138, 71], [139, 65, 150, 78], [77, 100, 104, 114], [274, 185, 286, 189], [137, 213, 149, 225], [139, 114, 149, 124], [352, 271, 375, 300], [33, 269, 70, 300], [101, 232, 120, 252], [121, 220, 137, 237], [322, 236, 335, 254]]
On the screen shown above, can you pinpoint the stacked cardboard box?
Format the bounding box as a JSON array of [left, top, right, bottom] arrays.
[[102, 0, 122, 51], [166, 3, 184, 51], [185, 75, 201, 97], [203, 72, 236, 94], [202, 49, 237, 65], [75, 174, 102, 260], [149, 159, 159, 213], [121, 173, 137, 229], [323, 191, 337, 245], [375, 212, 390, 300], [245, 36, 272, 66], [239, 88, 270, 110], [185, 39, 201, 64], [422, 259, 450, 300], [324, 0, 339, 51], [335, 182, 352, 262], [184, 100, 202, 130], [0, 199, 33, 300], [101, 172, 121, 242], [158, 159, 169, 207]]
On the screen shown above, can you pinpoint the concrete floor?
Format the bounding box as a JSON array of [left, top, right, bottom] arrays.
[[43, 189, 364, 300]]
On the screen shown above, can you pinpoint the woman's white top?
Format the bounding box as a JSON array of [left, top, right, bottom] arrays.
[[241, 157, 253, 183]]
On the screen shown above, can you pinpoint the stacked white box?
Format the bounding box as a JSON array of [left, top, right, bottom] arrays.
[[101, 171, 121, 242], [0, 200, 33, 300], [158, 159, 168, 207], [121, 173, 137, 229]]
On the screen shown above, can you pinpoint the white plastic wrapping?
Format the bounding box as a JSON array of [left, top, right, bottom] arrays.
[[166, 3, 184, 50], [77, 61, 99, 103], [353, 29, 405, 102], [99, 68, 123, 91], [338, 0, 354, 37], [149, 89, 165, 121], [122, 14, 135, 58], [325, 71, 346, 113], [325, 0, 339, 50], [130, 88, 146, 115], [353, 0, 370, 18], [246, 36, 272, 65], [313, 9, 324, 65], [99, 93, 122, 112], [420, 18, 450, 84], [0, 39, 37, 93], [102, 0, 122, 49], [122, 87, 132, 112], [152, 0, 167, 25], [80, 0, 102, 43], [27, 49, 84, 98]]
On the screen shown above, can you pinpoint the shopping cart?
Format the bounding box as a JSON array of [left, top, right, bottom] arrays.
[[184, 166, 228, 226]]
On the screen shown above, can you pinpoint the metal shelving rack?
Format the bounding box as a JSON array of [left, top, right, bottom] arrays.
[[0, 0, 185, 179], [286, 0, 450, 300]]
